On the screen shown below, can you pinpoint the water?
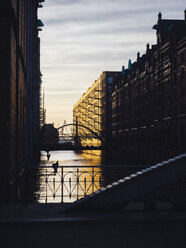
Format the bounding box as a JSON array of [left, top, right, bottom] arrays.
[[41, 150, 102, 166], [35, 150, 103, 203]]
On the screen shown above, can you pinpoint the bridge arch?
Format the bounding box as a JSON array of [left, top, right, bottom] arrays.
[[57, 123, 104, 143]]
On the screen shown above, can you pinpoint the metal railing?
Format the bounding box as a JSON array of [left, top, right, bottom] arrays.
[[17, 165, 136, 203], [37, 166, 102, 203]]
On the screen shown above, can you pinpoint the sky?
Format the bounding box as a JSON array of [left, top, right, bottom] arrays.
[[39, 0, 186, 127]]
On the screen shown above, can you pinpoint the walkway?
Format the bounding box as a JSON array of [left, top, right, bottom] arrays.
[[1, 204, 186, 248], [1, 154, 186, 247], [65, 153, 186, 212]]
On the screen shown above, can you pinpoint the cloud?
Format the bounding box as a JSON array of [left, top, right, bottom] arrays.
[[39, 0, 186, 125]]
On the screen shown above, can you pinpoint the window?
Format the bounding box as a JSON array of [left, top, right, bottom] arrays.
[[181, 53, 185, 64]]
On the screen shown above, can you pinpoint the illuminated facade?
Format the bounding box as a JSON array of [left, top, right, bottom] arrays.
[[73, 71, 121, 151], [73, 76, 102, 148]]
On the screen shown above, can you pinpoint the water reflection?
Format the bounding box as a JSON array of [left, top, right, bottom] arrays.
[[35, 150, 103, 203], [41, 150, 102, 166]]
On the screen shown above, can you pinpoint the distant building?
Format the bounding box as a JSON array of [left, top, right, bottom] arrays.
[[40, 124, 59, 146], [0, 0, 44, 201], [112, 11, 186, 165], [73, 71, 121, 152]]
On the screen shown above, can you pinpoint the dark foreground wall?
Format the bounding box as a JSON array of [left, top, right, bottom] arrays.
[[0, 216, 186, 248], [0, 0, 41, 201]]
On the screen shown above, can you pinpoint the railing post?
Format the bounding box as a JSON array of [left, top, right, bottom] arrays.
[[53, 178, 55, 199], [61, 166, 63, 203], [84, 177, 86, 196], [77, 168, 79, 200], [69, 178, 72, 199]]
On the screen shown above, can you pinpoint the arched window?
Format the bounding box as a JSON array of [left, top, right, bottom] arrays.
[[181, 67, 185, 83], [157, 34, 161, 45]]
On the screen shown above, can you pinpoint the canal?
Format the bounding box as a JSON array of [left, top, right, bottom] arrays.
[[35, 150, 103, 203]]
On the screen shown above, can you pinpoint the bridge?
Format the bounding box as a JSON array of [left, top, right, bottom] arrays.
[[2, 153, 186, 248], [41, 120, 105, 151], [63, 153, 186, 212]]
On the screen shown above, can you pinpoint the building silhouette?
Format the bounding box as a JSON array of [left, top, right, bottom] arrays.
[[0, 0, 44, 201], [112, 11, 186, 165], [40, 124, 59, 146]]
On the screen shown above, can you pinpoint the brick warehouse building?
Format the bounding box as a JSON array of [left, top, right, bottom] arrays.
[[112, 11, 186, 165], [0, 0, 44, 201]]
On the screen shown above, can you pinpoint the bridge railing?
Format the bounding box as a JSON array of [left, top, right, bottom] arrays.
[[17, 165, 139, 203]]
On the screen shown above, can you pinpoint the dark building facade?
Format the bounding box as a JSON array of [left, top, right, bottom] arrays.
[[112, 11, 186, 165], [0, 0, 44, 201], [40, 124, 59, 146], [101, 71, 122, 146]]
